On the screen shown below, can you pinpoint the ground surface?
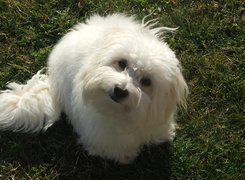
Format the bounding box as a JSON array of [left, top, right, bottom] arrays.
[[0, 0, 244, 179]]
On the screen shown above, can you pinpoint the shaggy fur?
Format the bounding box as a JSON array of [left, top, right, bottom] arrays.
[[0, 14, 188, 163]]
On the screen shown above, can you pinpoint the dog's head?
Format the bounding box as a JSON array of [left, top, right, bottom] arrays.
[[73, 15, 188, 123]]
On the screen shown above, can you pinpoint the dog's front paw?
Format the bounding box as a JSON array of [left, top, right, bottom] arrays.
[[117, 154, 137, 164], [86, 145, 138, 164]]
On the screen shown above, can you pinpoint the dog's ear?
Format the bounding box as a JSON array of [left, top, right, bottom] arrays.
[[148, 67, 188, 141], [150, 65, 188, 120], [170, 68, 188, 109]]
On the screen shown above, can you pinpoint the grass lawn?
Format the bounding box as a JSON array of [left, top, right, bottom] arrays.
[[0, 0, 244, 179]]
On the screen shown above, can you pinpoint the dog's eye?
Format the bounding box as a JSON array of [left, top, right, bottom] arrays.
[[118, 59, 127, 70], [140, 77, 152, 87]]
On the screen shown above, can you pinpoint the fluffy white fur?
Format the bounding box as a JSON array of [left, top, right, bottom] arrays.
[[0, 14, 188, 163]]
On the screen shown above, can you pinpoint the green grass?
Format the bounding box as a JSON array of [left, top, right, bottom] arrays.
[[0, 0, 244, 179]]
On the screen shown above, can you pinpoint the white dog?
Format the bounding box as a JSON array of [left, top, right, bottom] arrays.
[[0, 14, 188, 163]]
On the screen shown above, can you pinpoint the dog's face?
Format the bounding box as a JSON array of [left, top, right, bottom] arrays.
[[74, 27, 188, 123]]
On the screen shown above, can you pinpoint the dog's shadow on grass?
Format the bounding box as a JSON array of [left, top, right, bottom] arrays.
[[0, 115, 171, 180]]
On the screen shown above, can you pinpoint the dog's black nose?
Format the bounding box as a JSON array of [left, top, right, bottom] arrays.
[[110, 86, 129, 102]]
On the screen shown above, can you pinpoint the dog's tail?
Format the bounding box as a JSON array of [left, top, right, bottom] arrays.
[[0, 70, 60, 133]]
